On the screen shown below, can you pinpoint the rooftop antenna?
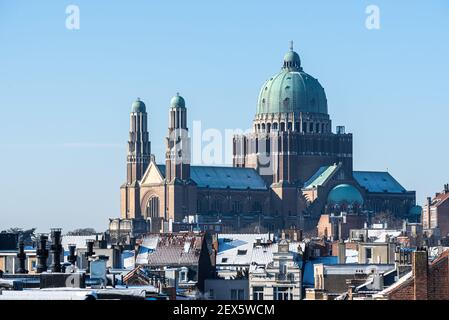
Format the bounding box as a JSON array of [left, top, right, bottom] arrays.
[[290, 40, 294, 51]]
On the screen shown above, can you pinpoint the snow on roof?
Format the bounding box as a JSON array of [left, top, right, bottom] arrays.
[[320, 264, 394, 276], [0, 289, 96, 300], [345, 249, 358, 263], [61, 235, 97, 251], [216, 233, 303, 269], [374, 271, 413, 297], [135, 233, 204, 266], [372, 230, 402, 243]]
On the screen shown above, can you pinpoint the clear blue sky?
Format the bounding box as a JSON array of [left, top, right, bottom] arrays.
[[0, 0, 448, 232]]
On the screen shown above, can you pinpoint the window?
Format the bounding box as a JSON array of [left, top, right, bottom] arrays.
[[179, 268, 188, 283], [146, 196, 160, 218], [274, 287, 291, 300], [253, 287, 264, 300], [232, 201, 242, 213], [279, 261, 287, 275], [212, 199, 222, 212], [366, 248, 373, 260], [209, 289, 214, 299], [237, 249, 247, 255], [231, 289, 245, 300]]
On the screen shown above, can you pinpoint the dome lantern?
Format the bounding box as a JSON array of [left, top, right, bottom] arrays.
[[283, 40, 302, 71]]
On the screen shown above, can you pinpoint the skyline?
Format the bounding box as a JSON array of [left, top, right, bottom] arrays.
[[1, 0, 449, 231]]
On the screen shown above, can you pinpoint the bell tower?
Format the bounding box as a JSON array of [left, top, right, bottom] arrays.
[[165, 93, 190, 181], [127, 98, 151, 183], [121, 98, 151, 219]]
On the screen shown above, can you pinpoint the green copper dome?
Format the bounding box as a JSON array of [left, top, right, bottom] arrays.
[[256, 43, 327, 115], [327, 184, 364, 206], [170, 92, 185, 108], [132, 98, 146, 113]]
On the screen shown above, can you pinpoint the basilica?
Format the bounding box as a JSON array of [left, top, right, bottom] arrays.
[[119, 44, 416, 234]]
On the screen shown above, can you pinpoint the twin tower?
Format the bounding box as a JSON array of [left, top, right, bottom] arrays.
[[120, 45, 356, 233], [120, 93, 195, 229]]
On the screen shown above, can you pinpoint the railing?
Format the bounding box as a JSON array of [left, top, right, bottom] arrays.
[[275, 273, 296, 282]]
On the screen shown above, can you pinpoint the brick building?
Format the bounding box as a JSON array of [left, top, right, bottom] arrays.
[[119, 44, 416, 234], [376, 249, 449, 300], [422, 184, 449, 240]]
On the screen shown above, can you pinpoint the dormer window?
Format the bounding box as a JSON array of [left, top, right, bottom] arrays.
[[179, 267, 188, 283]]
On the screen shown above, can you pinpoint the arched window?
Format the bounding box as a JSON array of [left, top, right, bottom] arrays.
[[280, 122, 285, 131], [146, 196, 160, 218]]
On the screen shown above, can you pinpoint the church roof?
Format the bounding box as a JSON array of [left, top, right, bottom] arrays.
[[156, 165, 267, 190], [353, 171, 407, 194], [303, 164, 339, 189], [256, 43, 328, 116]]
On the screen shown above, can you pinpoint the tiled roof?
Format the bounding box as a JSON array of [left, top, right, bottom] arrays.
[[136, 233, 204, 266], [432, 191, 449, 207], [353, 171, 407, 193], [157, 165, 267, 190]]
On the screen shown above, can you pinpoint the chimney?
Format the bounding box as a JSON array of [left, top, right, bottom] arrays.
[[293, 232, 298, 242], [412, 249, 428, 300], [68, 244, 77, 266], [281, 231, 285, 240], [426, 197, 432, 228], [444, 184, 449, 194], [16, 237, 28, 274], [50, 228, 63, 273], [337, 240, 346, 264], [85, 239, 95, 273], [36, 234, 49, 273]]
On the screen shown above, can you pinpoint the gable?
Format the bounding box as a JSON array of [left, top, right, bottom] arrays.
[[141, 162, 165, 185]]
